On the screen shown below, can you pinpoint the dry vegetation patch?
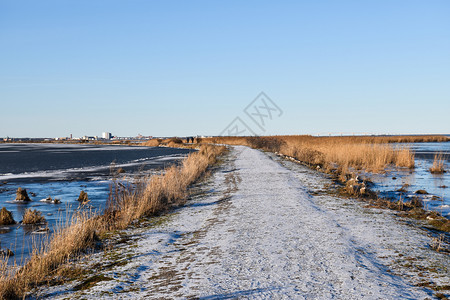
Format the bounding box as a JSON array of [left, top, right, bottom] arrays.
[[203, 135, 424, 174], [0, 207, 15, 225], [22, 209, 46, 225], [429, 153, 446, 174]]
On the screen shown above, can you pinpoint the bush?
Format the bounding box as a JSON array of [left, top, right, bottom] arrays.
[[0, 207, 15, 225], [22, 209, 46, 225], [246, 137, 286, 152], [145, 139, 160, 147], [169, 138, 183, 144], [15, 188, 31, 201], [77, 191, 89, 203]]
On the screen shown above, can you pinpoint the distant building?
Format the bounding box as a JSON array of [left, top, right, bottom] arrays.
[[82, 136, 97, 141], [102, 132, 112, 140]]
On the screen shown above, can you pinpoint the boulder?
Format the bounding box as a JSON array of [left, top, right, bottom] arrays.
[[15, 187, 31, 201], [415, 189, 428, 195], [0, 248, 14, 257], [40, 196, 62, 204]]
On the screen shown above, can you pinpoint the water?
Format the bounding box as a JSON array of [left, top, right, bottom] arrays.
[[369, 142, 449, 217], [0, 143, 194, 263]]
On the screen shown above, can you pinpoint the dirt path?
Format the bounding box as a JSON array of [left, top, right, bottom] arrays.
[[40, 146, 448, 299]]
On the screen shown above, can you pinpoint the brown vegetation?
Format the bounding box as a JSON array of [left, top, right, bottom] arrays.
[[0, 144, 225, 300], [144, 139, 162, 147], [168, 137, 183, 144], [15, 188, 31, 201], [203, 135, 418, 175], [22, 209, 46, 225], [105, 144, 225, 229], [77, 191, 89, 203], [0, 207, 15, 225], [203, 135, 450, 234], [429, 153, 446, 174]]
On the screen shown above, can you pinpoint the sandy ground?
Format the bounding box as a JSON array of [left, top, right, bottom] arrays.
[[36, 146, 449, 299]]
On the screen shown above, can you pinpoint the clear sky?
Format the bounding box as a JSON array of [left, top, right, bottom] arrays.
[[1, 0, 449, 138]]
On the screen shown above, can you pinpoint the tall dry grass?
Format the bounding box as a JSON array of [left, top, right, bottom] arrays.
[[106, 145, 225, 228], [429, 153, 446, 174], [22, 209, 46, 225], [203, 135, 418, 176], [0, 211, 98, 298], [0, 144, 225, 300]]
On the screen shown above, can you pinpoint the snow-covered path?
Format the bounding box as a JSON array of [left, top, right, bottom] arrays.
[[41, 146, 448, 299]]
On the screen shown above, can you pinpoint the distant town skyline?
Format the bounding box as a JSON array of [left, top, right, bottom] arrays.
[[1, 1, 449, 137]]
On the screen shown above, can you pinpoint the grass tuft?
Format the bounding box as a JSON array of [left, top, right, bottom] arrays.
[[0, 207, 15, 225], [429, 153, 446, 174], [22, 209, 46, 225]]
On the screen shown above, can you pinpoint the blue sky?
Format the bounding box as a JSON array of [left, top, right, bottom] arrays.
[[1, 0, 449, 137]]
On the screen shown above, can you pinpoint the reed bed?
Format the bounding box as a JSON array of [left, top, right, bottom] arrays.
[[0, 144, 225, 300], [203, 135, 421, 174], [429, 153, 446, 174]]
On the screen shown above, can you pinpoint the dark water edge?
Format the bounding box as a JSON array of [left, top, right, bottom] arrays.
[[0, 144, 194, 264]]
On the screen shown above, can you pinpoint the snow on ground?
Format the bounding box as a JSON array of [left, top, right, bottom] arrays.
[[36, 146, 448, 299]]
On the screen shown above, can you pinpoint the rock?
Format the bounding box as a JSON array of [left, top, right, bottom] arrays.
[[77, 190, 89, 203], [32, 227, 49, 234], [415, 190, 428, 195], [40, 196, 60, 204], [0, 248, 14, 257], [0, 207, 15, 225], [15, 187, 31, 201]]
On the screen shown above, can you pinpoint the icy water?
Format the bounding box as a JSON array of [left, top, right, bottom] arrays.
[[370, 142, 449, 217], [0, 143, 193, 263]]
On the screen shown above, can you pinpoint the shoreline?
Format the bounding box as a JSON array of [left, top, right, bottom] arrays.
[[30, 146, 449, 299], [276, 151, 450, 232], [0, 144, 225, 299]]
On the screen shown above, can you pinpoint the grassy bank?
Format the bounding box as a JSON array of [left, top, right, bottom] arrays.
[[0, 144, 225, 300]]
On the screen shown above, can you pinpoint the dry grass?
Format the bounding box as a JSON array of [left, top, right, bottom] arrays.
[[22, 209, 46, 225], [0, 207, 15, 225], [105, 144, 225, 229], [15, 187, 31, 201], [0, 211, 98, 298], [429, 153, 446, 174], [203, 135, 418, 175], [144, 139, 162, 147], [0, 144, 225, 300]]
